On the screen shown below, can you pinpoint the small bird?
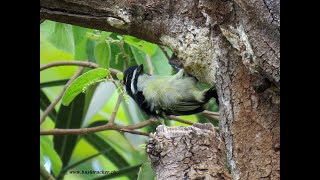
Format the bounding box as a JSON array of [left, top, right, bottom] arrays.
[[123, 64, 218, 117]]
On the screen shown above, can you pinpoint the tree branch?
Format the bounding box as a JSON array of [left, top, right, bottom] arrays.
[[202, 110, 219, 117], [40, 118, 159, 135], [40, 165, 55, 180], [40, 114, 207, 137], [40, 1, 161, 44], [40, 61, 98, 71], [123, 118, 159, 129], [167, 115, 194, 125], [40, 60, 121, 75], [119, 129, 149, 136], [107, 94, 123, 126], [40, 67, 84, 124], [201, 110, 220, 122]]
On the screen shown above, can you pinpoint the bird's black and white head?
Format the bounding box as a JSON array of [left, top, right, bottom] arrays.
[[123, 64, 145, 97]]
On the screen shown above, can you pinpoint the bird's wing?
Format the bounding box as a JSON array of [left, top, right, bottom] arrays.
[[160, 99, 205, 116], [172, 100, 204, 111]]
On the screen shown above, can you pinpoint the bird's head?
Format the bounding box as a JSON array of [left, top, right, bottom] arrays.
[[123, 64, 144, 95]]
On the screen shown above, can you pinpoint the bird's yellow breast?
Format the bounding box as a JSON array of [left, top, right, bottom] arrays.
[[137, 73, 204, 110]]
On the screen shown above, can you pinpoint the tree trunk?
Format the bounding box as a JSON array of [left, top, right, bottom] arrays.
[[41, 0, 280, 179], [147, 123, 231, 179]]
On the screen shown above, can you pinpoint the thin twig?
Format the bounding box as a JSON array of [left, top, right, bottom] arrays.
[[201, 110, 220, 121], [40, 165, 55, 180], [40, 118, 159, 135], [159, 46, 171, 60], [167, 115, 194, 125], [202, 110, 219, 117], [145, 55, 154, 75], [40, 67, 84, 125], [124, 117, 159, 129], [202, 113, 220, 122], [107, 95, 123, 125], [120, 129, 150, 136], [40, 125, 114, 135], [40, 60, 121, 75], [40, 61, 98, 71], [107, 75, 121, 90]]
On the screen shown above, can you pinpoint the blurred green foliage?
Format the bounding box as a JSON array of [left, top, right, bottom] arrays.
[[40, 20, 218, 180]]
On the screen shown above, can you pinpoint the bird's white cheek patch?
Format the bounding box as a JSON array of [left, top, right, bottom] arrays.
[[131, 69, 137, 94]]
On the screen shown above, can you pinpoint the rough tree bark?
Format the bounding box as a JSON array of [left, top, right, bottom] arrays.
[[41, 0, 280, 179], [147, 123, 231, 179]]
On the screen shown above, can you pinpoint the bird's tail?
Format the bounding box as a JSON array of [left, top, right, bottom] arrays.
[[204, 87, 219, 105]]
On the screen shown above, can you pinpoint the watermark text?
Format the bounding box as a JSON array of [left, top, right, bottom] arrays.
[[67, 170, 116, 175]]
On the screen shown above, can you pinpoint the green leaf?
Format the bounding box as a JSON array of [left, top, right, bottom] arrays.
[[48, 22, 75, 54], [61, 68, 110, 106], [40, 20, 55, 37], [73, 26, 90, 60], [84, 133, 129, 168], [196, 114, 209, 124], [82, 51, 99, 124], [121, 98, 148, 128], [86, 32, 101, 41], [88, 120, 108, 127], [100, 32, 112, 40], [40, 151, 45, 167], [54, 94, 85, 173], [84, 133, 138, 179], [72, 26, 88, 45], [131, 46, 173, 76], [120, 100, 135, 125], [59, 148, 112, 176], [116, 35, 124, 40], [137, 162, 156, 180], [40, 89, 57, 121], [130, 46, 147, 69], [86, 39, 97, 66], [94, 41, 111, 69], [92, 164, 142, 180], [124, 36, 157, 56], [88, 121, 146, 163], [82, 82, 116, 126], [109, 43, 124, 70], [116, 72, 124, 80], [40, 136, 63, 176], [150, 47, 173, 75], [40, 79, 69, 88]]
